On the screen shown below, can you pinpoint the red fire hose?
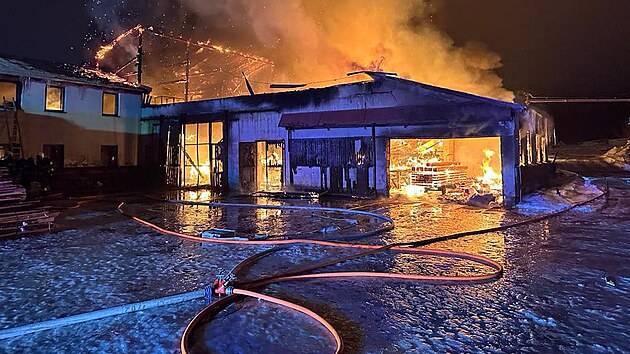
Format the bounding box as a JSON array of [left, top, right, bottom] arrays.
[[117, 202, 504, 354], [117, 185, 608, 353]]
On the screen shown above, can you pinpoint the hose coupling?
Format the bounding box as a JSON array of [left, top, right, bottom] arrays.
[[206, 272, 236, 298]]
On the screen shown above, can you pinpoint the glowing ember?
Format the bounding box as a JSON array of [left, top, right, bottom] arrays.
[[95, 24, 143, 61], [404, 185, 426, 197], [76, 67, 139, 86], [95, 44, 114, 61], [94, 24, 274, 100], [95, 25, 273, 65]]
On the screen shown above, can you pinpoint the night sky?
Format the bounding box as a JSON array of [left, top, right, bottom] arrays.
[[1, 0, 629, 142]]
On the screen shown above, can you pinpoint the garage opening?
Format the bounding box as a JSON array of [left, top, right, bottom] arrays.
[[388, 137, 503, 203]]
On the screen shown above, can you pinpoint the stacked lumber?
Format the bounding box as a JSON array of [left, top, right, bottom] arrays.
[[410, 162, 469, 190], [0, 170, 26, 202], [0, 168, 58, 238]]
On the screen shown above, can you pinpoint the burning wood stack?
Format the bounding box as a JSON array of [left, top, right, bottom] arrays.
[[0, 168, 58, 238], [389, 138, 504, 206]]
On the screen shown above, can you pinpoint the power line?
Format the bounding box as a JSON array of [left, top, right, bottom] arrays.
[[526, 94, 630, 104]]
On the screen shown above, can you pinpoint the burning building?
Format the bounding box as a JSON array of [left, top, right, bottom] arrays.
[[142, 71, 554, 207], [0, 38, 553, 204]]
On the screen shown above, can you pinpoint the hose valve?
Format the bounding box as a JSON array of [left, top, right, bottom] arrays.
[[206, 271, 235, 298]]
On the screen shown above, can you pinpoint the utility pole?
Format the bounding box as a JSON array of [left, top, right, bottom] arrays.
[[185, 41, 190, 102], [526, 94, 630, 104], [136, 30, 143, 85]]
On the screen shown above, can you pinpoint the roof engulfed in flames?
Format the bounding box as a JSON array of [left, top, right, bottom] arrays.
[[95, 25, 274, 101], [0, 55, 146, 92]]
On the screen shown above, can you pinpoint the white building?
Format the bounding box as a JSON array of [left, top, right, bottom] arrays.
[[0, 55, 150, 168]]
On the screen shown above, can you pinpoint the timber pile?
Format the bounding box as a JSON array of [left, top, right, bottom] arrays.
[[0, 168, 58, 238]]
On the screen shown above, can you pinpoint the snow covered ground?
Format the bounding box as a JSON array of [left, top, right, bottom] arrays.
[[0, 179, 628, 353], [602, 140, 630, 171], [551, 138, 630, 176], [515, 173, 604, 216]]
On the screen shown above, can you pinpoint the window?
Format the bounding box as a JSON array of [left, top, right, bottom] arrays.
[[181, 122, 224, 187], [102, 92, 118, 116], [45, 85, 64, 111], [0, 81, 17, 103]]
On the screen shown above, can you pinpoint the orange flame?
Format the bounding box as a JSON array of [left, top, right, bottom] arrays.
[[95, 24, 143, 61], [477, 149, 503, 196]]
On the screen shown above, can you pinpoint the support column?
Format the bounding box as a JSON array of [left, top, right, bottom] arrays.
[[500, 118, 520, 207], [287, 128, 294, 189], [371, 125, 377, 197]]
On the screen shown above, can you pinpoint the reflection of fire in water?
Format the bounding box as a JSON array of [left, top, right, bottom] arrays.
[[187, 190, 211, 201]]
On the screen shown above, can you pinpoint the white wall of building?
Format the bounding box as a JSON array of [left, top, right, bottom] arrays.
[[3, 79, 145, 166]]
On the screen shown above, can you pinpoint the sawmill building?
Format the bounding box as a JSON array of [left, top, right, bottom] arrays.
[[142, 72, 554, 206]]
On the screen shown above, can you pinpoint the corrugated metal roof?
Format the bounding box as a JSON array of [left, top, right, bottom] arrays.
[[0, 54, 150, 93]]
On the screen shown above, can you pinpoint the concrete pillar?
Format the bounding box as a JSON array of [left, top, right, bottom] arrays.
[[500, 133, 520, 207], [286, 128, 293, 192], [375, 137, 388, 196], [227, 119, 239, 194]]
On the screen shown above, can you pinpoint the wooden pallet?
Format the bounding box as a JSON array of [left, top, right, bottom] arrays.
[[0, 167, 57, 238], [410, 162, 469, 189]]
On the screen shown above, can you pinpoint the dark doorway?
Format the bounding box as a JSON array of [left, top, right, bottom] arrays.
[[43, 144, 64, 168], [239, 142, 257, 193], [100, 145, 118, 167]]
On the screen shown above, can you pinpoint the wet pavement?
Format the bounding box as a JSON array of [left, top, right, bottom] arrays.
[[0, 179, 628, 353]]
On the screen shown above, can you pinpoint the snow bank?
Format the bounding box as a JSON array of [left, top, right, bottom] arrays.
[[602, 140, 630, 171], [516, 175, 603, 216]]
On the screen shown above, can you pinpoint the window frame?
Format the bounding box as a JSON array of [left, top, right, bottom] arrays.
[[0, 80, 19, 104], [45, 85, 65, 112], [102, 92, 119, 117]]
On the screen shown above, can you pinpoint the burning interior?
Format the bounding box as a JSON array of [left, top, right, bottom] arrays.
[[256, 141, 284, 192], [388, 138, 503, 203], [181, 122, 224, 187], [237, 141, 285, 193]]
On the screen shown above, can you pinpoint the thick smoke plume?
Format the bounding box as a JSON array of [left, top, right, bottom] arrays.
[[89, 0, 513, 101], [178, 0, 513, 100]]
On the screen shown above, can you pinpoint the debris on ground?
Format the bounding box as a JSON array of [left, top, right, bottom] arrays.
[[465, 194, 496, 207], [0, 168, 58, 238], [550, 138, 630, 175]]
